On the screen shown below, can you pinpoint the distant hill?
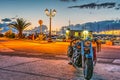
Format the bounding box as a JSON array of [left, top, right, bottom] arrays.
[[63, 20, 120, 32]]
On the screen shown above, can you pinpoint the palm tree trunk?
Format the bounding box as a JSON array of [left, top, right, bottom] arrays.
[[18, 31, 23, 39]]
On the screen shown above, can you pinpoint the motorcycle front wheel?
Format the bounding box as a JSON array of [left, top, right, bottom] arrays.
[[84, 58, 93, 80]]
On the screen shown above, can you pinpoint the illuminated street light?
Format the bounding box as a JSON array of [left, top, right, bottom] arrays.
[[66, 30, 70, 34], [83, 30, 89, 40], [45, 8, 56, 42], [66, 29, 70, 40]]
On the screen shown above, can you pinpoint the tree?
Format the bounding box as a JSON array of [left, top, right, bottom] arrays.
[[9, 18, 31, 39]]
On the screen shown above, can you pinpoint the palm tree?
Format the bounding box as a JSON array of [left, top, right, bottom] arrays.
[[9, 18, 31, 39]]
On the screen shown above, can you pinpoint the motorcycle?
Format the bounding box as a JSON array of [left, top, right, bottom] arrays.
[[67, 39, 97, 80]]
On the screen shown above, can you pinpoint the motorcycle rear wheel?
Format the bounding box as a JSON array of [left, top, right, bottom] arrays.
[[84, 58, 93, 80]]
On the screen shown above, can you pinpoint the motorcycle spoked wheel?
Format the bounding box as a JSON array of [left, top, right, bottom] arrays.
[[74, 55, 82, 67], [84, 58, 93, 80]]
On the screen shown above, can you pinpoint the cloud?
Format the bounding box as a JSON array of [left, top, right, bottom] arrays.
[[1, 18, 12, 22], [115, 4, 120, 10], [60, 0, 77, 2], [68, 2, 116, 9]]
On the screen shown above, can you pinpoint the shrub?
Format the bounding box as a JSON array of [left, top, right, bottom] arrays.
[[0, 34, 4, 37], [4, 30, 15, 38]]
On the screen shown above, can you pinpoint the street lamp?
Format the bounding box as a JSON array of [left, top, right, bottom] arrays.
[[44, 8, 56, 42], [66, 29, 70, 40], [83, 30, 89, 40]]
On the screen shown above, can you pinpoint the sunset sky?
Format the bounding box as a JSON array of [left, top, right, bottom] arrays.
[[0, 0, 120, 30]]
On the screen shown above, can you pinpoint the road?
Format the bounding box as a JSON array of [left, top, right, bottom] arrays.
[[0, 38, 68, 55], [0, 38, 120, 80]]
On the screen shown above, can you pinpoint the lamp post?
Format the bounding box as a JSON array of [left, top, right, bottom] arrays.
[[44, 8, 56, 42]]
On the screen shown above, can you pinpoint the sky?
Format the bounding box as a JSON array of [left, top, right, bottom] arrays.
[[0, 0, 120, 30]]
